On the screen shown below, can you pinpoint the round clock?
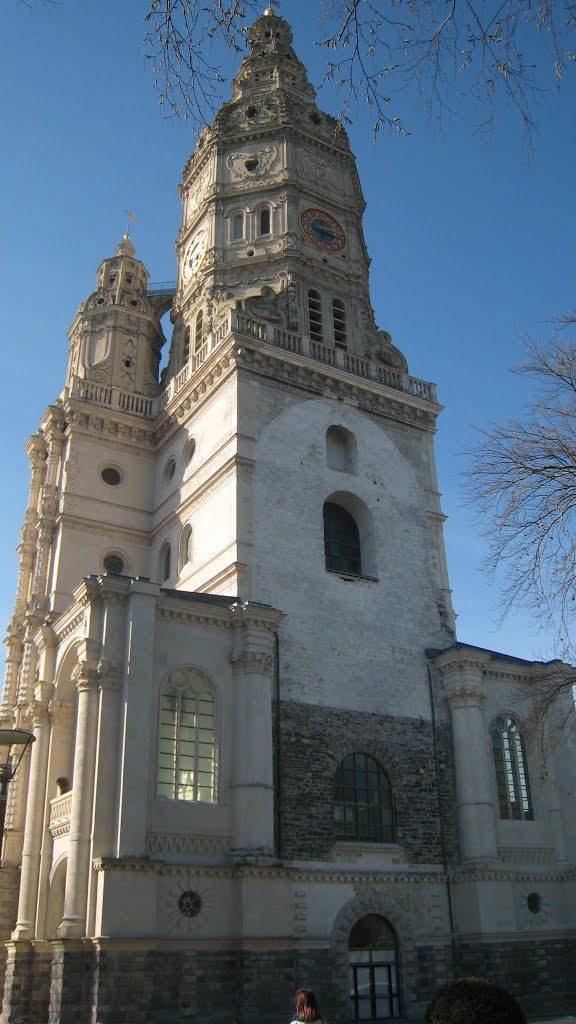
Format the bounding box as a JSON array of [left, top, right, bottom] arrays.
[[182, 228, 208, 281], [300, 208, 346, 252]]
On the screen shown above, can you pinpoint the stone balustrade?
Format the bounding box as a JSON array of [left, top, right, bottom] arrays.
[[69, 309, 437, 419]]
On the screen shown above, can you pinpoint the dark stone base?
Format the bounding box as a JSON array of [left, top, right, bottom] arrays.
[[455, 936, 576, 1018], [0, 935, 574, 1023]]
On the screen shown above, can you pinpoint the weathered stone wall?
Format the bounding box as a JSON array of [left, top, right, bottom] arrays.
[[277, 699, 457, 865], [2, 936, 575, 1023]]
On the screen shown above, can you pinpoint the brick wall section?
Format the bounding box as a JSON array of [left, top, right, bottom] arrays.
[[277, 700, 457, 865]]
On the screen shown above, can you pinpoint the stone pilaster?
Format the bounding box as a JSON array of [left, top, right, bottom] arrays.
[[57, 661, 100, 938], [435, 648, 498, 864], [230, 606, 283, 856]]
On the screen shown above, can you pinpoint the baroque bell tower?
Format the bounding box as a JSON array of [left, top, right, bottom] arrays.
[[18, 9, 576, 1024]]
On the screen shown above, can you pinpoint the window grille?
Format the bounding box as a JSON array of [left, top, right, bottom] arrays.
[[491, 715, 534, 820], [334, 753, 394, 842], [157, 669, 217, 803], [194, 310, 204, 353], [324, 502, 361, 575]]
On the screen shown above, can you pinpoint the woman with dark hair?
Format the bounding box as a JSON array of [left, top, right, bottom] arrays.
[[290, 989, 325, 1024]]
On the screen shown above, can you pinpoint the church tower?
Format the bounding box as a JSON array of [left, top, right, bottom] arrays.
[[1, 8, 575, 1024]]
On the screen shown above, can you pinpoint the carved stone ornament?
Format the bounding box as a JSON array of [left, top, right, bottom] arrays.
[[227, 147, 276, 181], [71, 662, 100, 692], [365, 330, 409, 373], [297, 148, 339, 191], [242, 287, 286, 326], [231, 651, 273, 675]]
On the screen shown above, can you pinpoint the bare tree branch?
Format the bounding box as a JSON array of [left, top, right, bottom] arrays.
[[140, 0, 576, 141], [465, 317, 576, 657]]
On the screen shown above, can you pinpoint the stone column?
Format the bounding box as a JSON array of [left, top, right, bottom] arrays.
[[57, 661, 99, 938], [436, 649, 499, 864], [231, 612, 280, 856], [12, 696, 51, 939]]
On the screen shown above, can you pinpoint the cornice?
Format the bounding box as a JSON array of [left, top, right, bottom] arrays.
[[88, 857, 574, 887], [63, 401, 156, 450]]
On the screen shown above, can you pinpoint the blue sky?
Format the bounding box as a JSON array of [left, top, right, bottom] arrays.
[[1, 0, 575, 660]]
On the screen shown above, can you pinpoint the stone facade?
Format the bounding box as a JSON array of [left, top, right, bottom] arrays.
[[1, 8, 575, 1024]]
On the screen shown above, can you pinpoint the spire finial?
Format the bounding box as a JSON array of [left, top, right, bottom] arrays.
[[263, 0, 278, 13]]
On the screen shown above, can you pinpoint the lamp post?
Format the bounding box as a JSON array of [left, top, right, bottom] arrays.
[[0, 729, 35, 841]]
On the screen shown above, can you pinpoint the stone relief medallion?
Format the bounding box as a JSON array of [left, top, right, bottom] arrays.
[[298, 149, 339, 191], [300, 207, 346, 252], [164, 878, 215, 935], [226, 147, 277, 181]]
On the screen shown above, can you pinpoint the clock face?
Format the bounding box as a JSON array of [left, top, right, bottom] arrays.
[[300, 208, 346, 252], [182, 228, 208, 280]]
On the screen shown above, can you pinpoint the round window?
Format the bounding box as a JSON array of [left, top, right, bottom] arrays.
[[164, 457, 176, 482], [103, 554, 124, 575], [101, 467, 122, 486], [178, 890, 202, 918], [183, 438, 196, 465], [245, 159, 259, 173], [527, 892, 541, 914]]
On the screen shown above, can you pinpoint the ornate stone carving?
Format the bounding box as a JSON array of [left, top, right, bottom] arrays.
[[231, 651, 273, 675], [226, 147, 276, 181], [146, 832, 231, 859]]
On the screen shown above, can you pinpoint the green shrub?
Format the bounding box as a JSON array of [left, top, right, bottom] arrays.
[[425, 976, 527, 1024]]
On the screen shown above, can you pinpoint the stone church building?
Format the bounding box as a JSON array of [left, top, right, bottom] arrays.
[[1, 8, 575, 1023]]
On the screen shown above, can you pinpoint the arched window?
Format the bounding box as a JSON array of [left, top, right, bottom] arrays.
[[324, 501, 361, 575], [160, 542, 171, 583], [259, 207, 271, 234], [194, 309, 204, 353], [334, 753, 394, 842], [182, 326, 190, 364], [349, 915, 400, 1020], [179, 524, 193, 570], [333, 298, 347, 349], [491, 715, 534, 820], [157, 668, 217, 803], [308, 289, 323, 342], [233, 212, 244, 241], [326, 425, 357, 473]]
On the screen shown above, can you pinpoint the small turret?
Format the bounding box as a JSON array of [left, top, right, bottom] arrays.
[[66, 235, 166, 397]]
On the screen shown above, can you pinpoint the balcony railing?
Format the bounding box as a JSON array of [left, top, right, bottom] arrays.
[[49, 792, 72, 837], [70, 309, 437, 419]]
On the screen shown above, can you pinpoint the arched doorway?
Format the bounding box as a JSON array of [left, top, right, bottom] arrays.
[[349, 914, 400, 1019]]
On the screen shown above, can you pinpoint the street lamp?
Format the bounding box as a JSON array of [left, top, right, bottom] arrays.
[[0, 729, 35, 797]]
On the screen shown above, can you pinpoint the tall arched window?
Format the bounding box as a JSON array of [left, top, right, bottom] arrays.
[[233, 212, 244, 241], [308, 289, 323, 341], [157, 668, 217, 803], [259, 207, 271, 234], [335, 753, 394, 842], [179, 524, 193, 570], [349, 915, 400, 1020], [160, 542, 171, 583], [194, 309, 204, 353], [324, 501, 361, 575], [333, 298, 347, 349], [491, 714, 534, 820]]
